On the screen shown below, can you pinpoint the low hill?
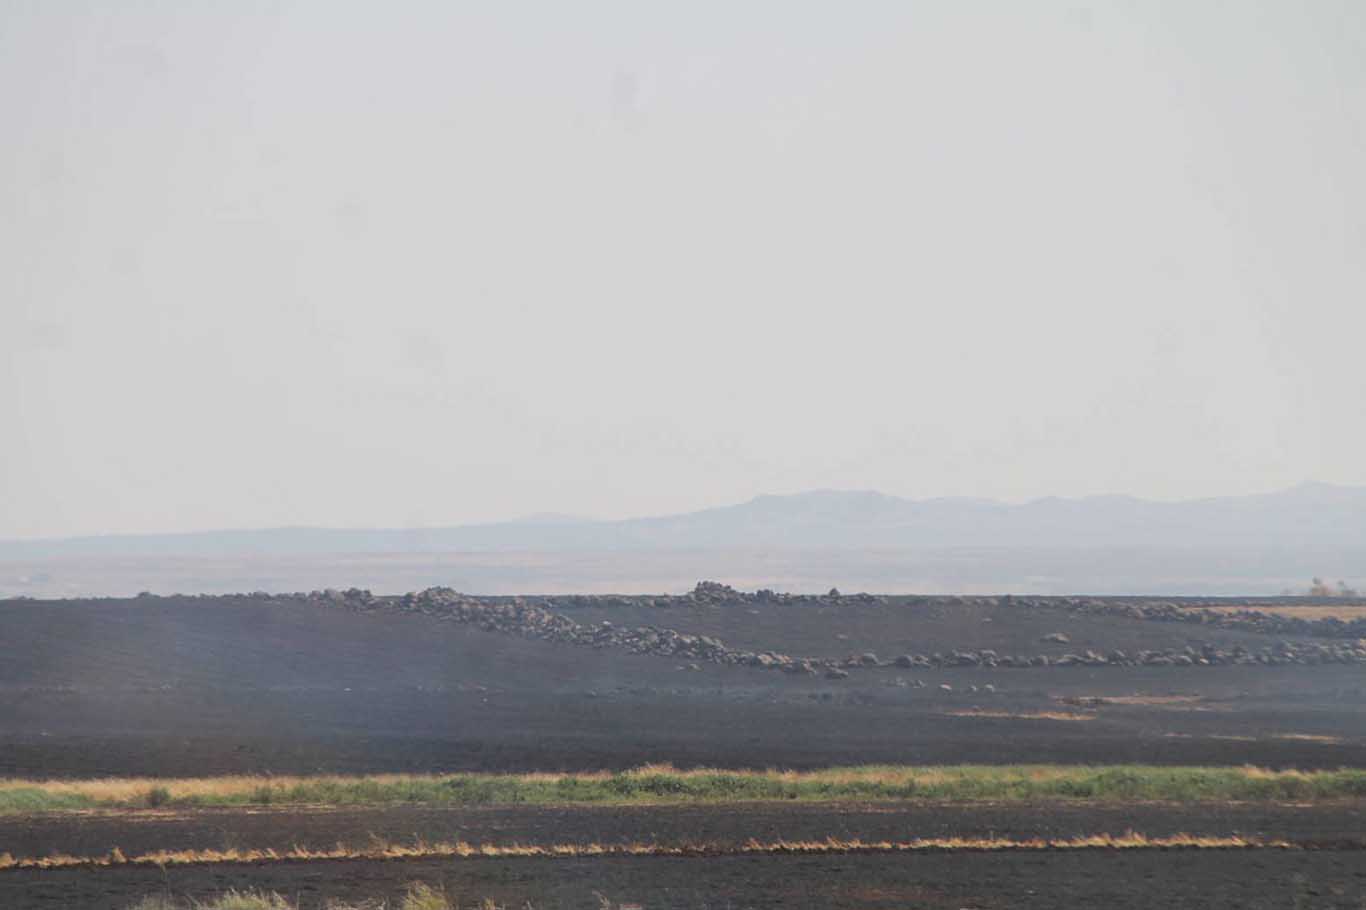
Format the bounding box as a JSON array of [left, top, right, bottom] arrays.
[[4, 482, 1366, 558]]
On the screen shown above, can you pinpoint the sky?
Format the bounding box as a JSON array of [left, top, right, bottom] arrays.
[[3, 0, 1366, 539]]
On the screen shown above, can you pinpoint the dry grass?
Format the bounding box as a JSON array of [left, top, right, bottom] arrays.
[[126, 898, 178, 910], [6, 765, 1366, 814], [1081, 694, 1204, 706], [0, 764, 1092, 799], [196, 893, 294, 910], [944, 710, 1096, 721], [1271, 733, 1343, 744], [395, 883, 454, 910], [1162, 733, 1344, 745], [0, 831, 1299, 875], [1198, 605, 1366, 621], [0, 773, 454, 804], [124, 887, 494, 910]]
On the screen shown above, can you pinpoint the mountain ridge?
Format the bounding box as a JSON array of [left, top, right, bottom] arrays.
[[4, 482, 1366, 558]]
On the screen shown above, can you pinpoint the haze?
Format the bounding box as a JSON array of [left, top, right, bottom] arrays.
[[4, 1, 1365, 540]]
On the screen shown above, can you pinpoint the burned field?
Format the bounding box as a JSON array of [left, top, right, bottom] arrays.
[[3, 587, 1366, 908], [10, 845, 1366, 910], [4, 587, 1364, 775]]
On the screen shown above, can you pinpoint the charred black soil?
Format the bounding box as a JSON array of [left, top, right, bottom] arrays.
[[6, 802, 1366, 860], [6, 849, 1366, 909], [2, 595, 1366, 777], [3, 591, 1366, 908]]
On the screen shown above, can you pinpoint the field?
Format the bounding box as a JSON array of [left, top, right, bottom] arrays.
[[3, 589, 1366, 907]]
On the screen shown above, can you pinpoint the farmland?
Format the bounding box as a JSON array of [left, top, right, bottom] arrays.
[[3, 587, 1366, 907]]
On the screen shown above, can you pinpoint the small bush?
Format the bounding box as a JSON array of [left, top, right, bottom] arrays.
[[145, 786, 172, 808]]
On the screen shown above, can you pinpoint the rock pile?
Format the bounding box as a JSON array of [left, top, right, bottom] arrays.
[[305, 586, 826, 672], [1002, 596, 1366, 641], [531, 587, 1366, 642], [295, 586, 1366, 677], [878, 642, 1366, 668]]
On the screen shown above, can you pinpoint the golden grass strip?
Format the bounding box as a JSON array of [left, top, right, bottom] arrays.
[[0, 773, 578, 803], [1081, 696, 1202, 705], [0, 831, 1302, 872], [943, 710, 1096, 721], [1198, 605, 1366, 621]]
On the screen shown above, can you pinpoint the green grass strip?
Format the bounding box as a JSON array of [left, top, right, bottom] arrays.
[[4, 765, 1366, 815]]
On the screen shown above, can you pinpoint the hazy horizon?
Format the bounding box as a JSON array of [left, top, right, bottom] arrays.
[[5, 2, 1366, 540], [0, 477, 1361, 542]]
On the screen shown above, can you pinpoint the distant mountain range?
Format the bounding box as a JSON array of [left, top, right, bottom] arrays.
[[5, 482, 1366, 559]]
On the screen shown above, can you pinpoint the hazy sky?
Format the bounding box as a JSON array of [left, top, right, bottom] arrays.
[[4, 1, 1365, 539]]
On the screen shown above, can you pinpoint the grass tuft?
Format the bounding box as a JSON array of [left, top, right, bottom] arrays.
[[0, 786, 97, 813], [192, 892, 294, 910], [126, 898, 177, 910], [400, 883, 452, 910], [121, 888, 496, 910]]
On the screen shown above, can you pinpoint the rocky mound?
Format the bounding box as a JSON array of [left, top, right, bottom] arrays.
[[297, 585, 1366, 677]]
